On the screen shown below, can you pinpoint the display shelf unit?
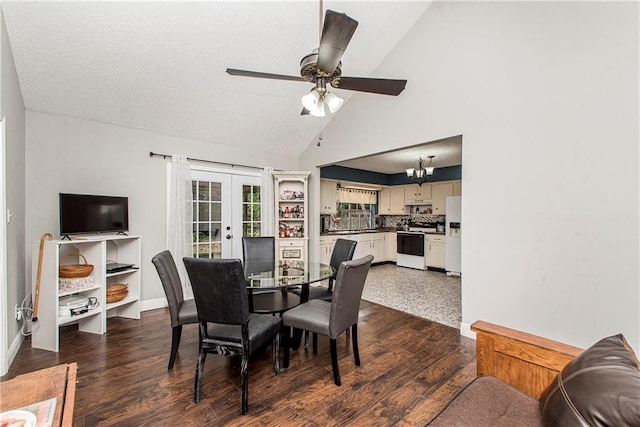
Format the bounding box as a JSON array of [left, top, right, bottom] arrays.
[[274, 171, 310, 264], [31, 234, 141, 352]]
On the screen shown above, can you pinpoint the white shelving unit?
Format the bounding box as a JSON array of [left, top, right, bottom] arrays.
[[31, 234, 141, 352], [274, 171, 310, 264]]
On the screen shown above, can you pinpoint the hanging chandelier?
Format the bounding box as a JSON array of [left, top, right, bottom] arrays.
[[406, 155, 435, 186]]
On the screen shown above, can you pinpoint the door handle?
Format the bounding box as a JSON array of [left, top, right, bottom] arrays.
[[226, 234, 232, 240]]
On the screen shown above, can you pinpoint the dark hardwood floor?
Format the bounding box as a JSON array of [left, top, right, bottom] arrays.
[[3, 301, 476, 426]]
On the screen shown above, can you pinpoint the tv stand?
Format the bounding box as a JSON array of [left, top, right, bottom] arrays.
[[31, 234, 141, 352]]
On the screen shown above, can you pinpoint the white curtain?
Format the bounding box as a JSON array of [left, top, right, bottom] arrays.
[[337, 187, 377, 205], [168, 154, 194, 298], [261, 167, 275, 236]]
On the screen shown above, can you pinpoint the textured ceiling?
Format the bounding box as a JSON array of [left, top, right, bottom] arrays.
[[2, 1, 431, 158], [334, 135, 462, 174]]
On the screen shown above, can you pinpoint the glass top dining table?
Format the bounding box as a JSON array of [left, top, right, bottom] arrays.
[[244, 260, 334, 349], [244, 260, 335, 291]]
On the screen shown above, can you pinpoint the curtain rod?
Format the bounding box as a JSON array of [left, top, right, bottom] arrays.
[[149, 151, 266, 171], [337, 183, 382, 191]]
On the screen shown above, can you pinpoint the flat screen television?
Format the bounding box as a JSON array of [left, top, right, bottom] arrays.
[[59, 193, 129, 236]]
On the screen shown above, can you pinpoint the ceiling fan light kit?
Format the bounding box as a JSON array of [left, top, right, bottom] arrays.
[[226, 9, 407, 117], [407, 155, 435, 186], [301, 79, 344, 117]]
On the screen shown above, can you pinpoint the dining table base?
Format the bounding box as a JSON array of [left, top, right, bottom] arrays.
[[251, 290, 301, 315]]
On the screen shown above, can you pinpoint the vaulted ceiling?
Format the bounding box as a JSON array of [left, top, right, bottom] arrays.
[[2, 1, 432, 158]]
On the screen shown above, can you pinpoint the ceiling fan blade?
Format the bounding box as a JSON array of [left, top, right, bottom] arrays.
[[316, 10, 358, 76], [226, 68, 305, 82], [332, 76, 407, 96]]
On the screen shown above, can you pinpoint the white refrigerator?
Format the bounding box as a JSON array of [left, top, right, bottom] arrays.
[[445, 196, 461, 275]]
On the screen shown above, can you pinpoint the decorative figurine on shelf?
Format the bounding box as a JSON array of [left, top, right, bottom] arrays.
[[284, 206, 291, 218]]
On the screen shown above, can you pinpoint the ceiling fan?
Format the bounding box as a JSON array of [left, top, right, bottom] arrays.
[[226, 8, 407, 117]]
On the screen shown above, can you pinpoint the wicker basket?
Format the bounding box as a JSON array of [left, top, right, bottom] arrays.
[[59, 276, 95, 293], [59, 253, 94, 278], [106, 283, 128, 303]]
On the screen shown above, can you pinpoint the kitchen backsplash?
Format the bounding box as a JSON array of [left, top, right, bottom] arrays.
[[379, 214, 445, 227]]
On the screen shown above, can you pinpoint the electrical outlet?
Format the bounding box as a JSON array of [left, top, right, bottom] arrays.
[[15, 304, 22, 321]]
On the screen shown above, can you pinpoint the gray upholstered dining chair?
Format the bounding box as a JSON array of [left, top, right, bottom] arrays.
[[242, 236, 275, 264], [243, 236, 300, 314], [183, 257, 282, 414], [294, 238, 357, 302], [151, 250, 199, 370], [293, 238, 357, 347], [282, 254, 374, 386]]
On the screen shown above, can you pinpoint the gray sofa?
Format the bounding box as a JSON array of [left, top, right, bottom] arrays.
[[427, 321, 640, 426]]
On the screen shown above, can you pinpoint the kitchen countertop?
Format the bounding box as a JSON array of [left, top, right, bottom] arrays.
[[321, 228, 445, 236]]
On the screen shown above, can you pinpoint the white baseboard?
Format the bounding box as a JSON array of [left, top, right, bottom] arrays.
[[460, 322, 476, 340], [140, 297, 167, 312], [7, 330, 24, 370]]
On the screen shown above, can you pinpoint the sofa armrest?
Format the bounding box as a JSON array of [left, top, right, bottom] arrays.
[[471, 321, 583, 399]]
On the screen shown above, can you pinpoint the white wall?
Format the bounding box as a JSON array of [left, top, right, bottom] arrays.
[[300, 1, 639, 350], [25, 112, 294, 305], [1, 7, 26, 372]]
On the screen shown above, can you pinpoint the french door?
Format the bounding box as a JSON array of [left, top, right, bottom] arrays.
[[190, 170, 261, 259]]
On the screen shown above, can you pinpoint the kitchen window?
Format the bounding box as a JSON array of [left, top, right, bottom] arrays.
[[336, 203, 375, 230]]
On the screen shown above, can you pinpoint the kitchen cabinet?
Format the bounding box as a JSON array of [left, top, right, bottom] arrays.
[[350, 233, 384, 263], [319, 235, 337, 265], [453, 180, 462, 196], [352, 234, 368, 260], [432, 182, 454, 215], [379, 186, 405, 215], [384, 232, 397, 262], [404, 183, 432, 203], [370, 234, 385, 263], [320, 179, 337, 214], [379, 188, 392, 214], [427, 235, 446, 269]]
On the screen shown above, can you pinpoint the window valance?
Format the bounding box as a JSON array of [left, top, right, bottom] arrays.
[[337, 187, 377, 205]]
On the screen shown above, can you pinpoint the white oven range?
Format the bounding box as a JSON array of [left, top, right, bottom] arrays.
[[396, 231, 428, 270]]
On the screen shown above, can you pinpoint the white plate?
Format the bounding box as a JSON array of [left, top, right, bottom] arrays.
[[0, 409, 37, 427]]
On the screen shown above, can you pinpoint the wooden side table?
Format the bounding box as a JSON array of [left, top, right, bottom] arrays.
[[0, 362, 77, 426]]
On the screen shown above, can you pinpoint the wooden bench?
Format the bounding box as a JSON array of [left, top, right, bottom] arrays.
[[471, 320, 583, 398]]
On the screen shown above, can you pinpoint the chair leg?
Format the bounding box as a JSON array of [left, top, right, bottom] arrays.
[[312, 332, 318, 350], [304, 330, 309, 348], [169, 325, 182, 370], [352, 324, 360, 366], [240, 351, 249, 415], [346, 327, 350, 340], [194, 350, 206, 403], [283, 326, 290, 369], [273, 331, 280, 374], [330, 338, 341, 386]]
